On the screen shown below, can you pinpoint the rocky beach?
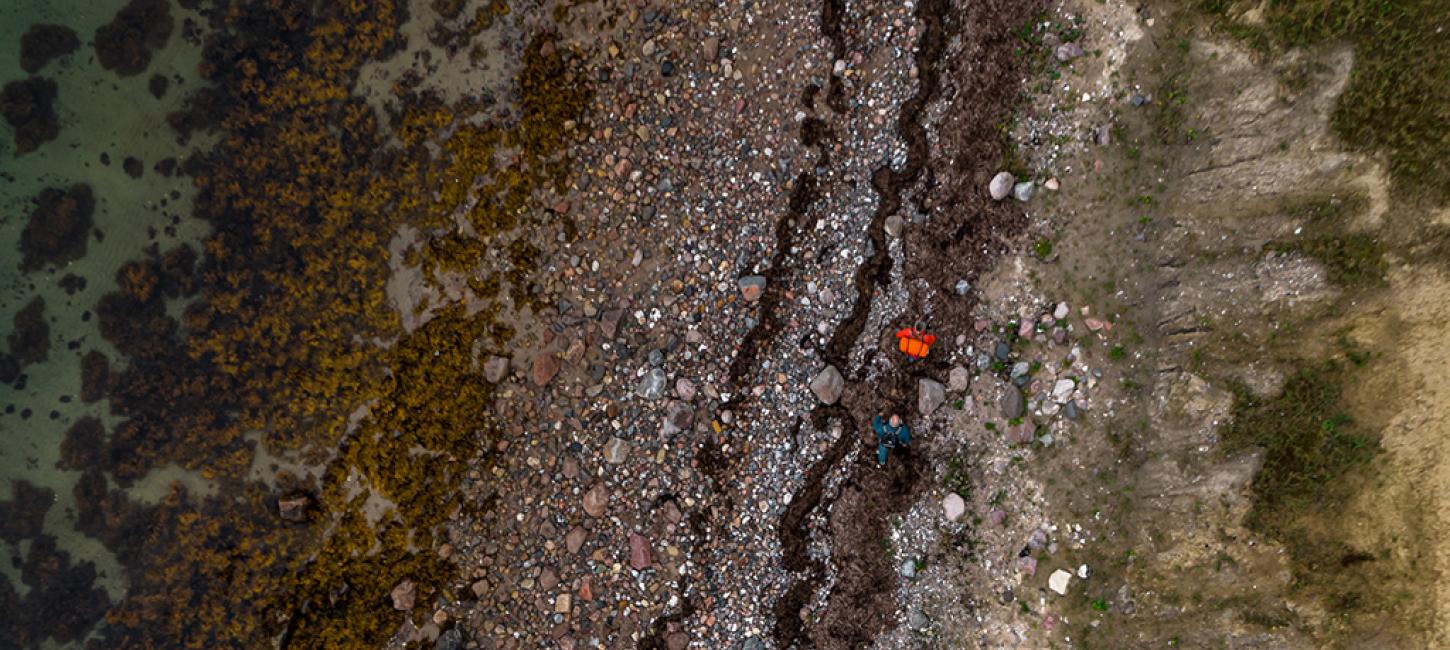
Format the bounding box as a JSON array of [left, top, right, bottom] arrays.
[[3, 0, 1450, 648]]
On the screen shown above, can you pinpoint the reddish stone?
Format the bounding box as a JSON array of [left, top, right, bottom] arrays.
[[582, 483, 608, 518], [666, 632, 688, 650], [1018, 556, 1037, 577], [578, 576, 594, 601], [532, 353, 561, 386], [566, 526, 587, 553], [391, 579, 416, 610], [601, 309, 624, 338], [628, 533, 652, 570], [1006, 423, 1033, 445], [662, 500, 682, 525]]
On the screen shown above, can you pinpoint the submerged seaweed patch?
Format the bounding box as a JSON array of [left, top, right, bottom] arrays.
[[9, 534, 112, 646], [93, 0, 174, 77], [80, 350, 110, 403], [0, 483, 113, 647], [0, 76, 61, 154], [60, 416, 107, 470], [19, 184, 95, 272], [7, 297, 50, 369], [19, 23, 80, 74], [0, 480, 54, 543]]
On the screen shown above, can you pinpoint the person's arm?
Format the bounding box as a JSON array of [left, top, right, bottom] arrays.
[[872, 415, 885, 434], [899, 424, 910, 447]]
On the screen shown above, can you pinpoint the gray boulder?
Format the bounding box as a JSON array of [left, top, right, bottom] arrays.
[[900, 559, 918, 578], [1001, 386, 1025, 419], [989, 171, 1015, 200], [636, 368, 668, 400], [919, 378, 946, 415], [948, 365, 970, 392], [738, 275, 767, 302], [884, 214, 904, 238], [1013, 181, 1035, 202], [484, 355, 509, 383], [435, 628, 464, 650], [810, 365, 845, 405], [1052, 379, 1075, 404]]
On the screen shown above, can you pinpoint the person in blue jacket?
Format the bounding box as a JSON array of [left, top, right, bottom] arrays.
[[872, 413, 910, 467]]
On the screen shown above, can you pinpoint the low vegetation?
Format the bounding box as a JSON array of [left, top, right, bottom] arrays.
[[1222, 362, 1377, 527], [1268, 196, 1387, 287], [1202, 0, 1450, 200]]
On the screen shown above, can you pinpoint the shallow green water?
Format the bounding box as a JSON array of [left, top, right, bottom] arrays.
[[1, 1, 214, 645]]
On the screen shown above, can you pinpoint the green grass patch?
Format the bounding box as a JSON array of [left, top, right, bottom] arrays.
[[1201, 1, 1450, 200], [1222, 361, 1379, 529], [1145, 29, 1197, 147], [1219, 360, 1422, 635], [1033, 237, 1054, 259], [1267, 196, 1387, 287], [1223, 358, 1392, 632], [942, 456, 975, 500], [1271, 0, 1450, 198], [1271, 233, 1386, 286]]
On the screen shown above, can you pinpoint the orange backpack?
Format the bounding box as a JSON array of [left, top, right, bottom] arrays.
[[896, 328, 936, 359]]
